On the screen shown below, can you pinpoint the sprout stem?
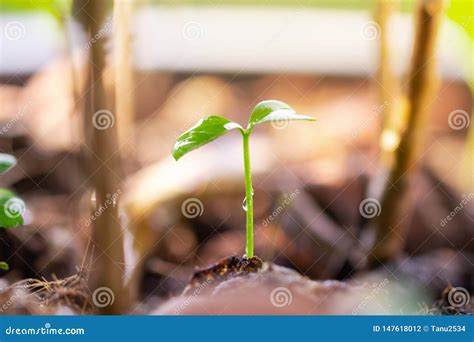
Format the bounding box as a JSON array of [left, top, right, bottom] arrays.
[[242, 131, 254, 258]]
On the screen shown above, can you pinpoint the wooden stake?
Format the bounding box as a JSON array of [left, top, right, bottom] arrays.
[[370, 0, 445, 266], [78, 0, 130, 314], [113, 0, 136, 154]]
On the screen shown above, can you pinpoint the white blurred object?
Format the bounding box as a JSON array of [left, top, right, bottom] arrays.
[[0, 6, 469, 81], [0, 13, 61, 74]]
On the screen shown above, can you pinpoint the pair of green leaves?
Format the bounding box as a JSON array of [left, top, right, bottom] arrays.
[[172, 100, 315, 160], [0, 153, 24, 228]]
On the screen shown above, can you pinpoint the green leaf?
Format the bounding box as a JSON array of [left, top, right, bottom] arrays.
[[0, 0, 73, 21], [172, 116, 243, 160], [0, 154, 16, 174], [448, 0, 474, 41], [0, 189, 25, 228], [447, 0, 474, 91], [0, 261, 9, 271], [248, 100, 316, 128]]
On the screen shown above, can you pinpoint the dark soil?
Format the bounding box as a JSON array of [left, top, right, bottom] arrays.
[[186, 255, 263, 294]]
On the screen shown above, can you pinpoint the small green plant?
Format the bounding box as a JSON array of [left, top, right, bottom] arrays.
[[172, 100, 315, 258], [0, 153, 25, 271]]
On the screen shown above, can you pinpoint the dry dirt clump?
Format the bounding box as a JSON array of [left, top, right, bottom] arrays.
[[154, 258, 360, 315]]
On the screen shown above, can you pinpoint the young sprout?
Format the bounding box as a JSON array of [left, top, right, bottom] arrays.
[[172, 100, 315, 258]]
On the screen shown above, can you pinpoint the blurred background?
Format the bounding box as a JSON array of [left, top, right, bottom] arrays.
[[0, 0, 472, 314]]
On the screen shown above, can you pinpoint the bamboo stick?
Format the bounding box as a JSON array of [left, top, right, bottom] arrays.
[[374, 0, 404, 167], [369, 0, 445, 266], [113, 0, 136, 154], [462, 121, 474, 192], [78, 0, 130, 314]]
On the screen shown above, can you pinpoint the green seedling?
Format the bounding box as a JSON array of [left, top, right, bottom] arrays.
[[172, 100, 315, 258], [0, 153, 25, 271]]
